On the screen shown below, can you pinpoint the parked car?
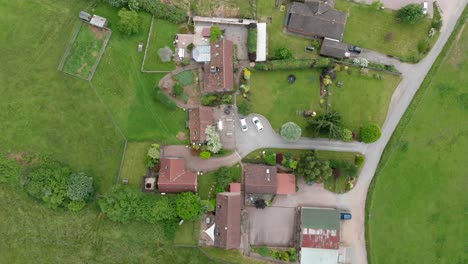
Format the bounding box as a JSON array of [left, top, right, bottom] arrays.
[[239, 118, 248, 132], [348, 45, 362, 54], [422, 1, 428, 15], [305, 46, 315, 51], [306, 181, 315, 186], [252, 117, 264, 131], [340, 213, 352, 220]]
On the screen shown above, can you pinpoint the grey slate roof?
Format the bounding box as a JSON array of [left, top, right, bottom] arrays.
[[320, 38, 349, 59], [301, 207, 340, 230]]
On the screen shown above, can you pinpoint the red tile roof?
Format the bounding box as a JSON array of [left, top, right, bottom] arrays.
[[276, 173, 296, 194], [157, 157, 197, 193], [201, 27, 211, 37], [214, 192, 241, 249], [188, 107, 214, 143], [203, 39, 234, 93], [244, 164, 277, 194], [301, 228, 340, 249], [230, 183, 241, 193]]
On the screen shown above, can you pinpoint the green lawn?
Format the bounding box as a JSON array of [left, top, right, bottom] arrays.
[[335, 0, 433, 60], [202, 247, 268, 264], [185, 0, 256, 19], [367, 10, 467, 264], [174, 221, 201, 245], [257, 0, 318, 59], [246, 68, 400, 135], [90, 5, 187, 142], [121, 141, 155, 188], [175, 70, 195, 85], [144, 18, 178, 71], [63, 23, 110, 79], [198, 163, 242, 200], [332, 68, 401, 132]]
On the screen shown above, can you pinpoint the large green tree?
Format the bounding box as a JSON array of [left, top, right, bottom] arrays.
[[176, 192, 202, 221], [99, 186, 140, 223], [307, 112, 343, 139], [396, 4, 424, 24], [117, 8, 140, 35], [360, 123, 382, 143], [67, 172, 94, 202], [296, 151, 332, 182]]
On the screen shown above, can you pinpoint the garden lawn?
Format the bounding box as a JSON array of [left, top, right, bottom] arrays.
[[63, 23, 110, 79], [91, 5, 187, 142], [197, 172, 216, 200], [202, 247, 267, 264], [174, 70, 194, 85], [247, 69, 322, 133], [120, 141, 155, 188], [174, 221, 201, 245], [186, 0, 256, 19], [257, 0, 318, 59], [0, 0, 124, 193], [367, 10, 467, 264], [144, 18, 178, 71], [332, 68, 401, 133], [335, 0, 433, 60]]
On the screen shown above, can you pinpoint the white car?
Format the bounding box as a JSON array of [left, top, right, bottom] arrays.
[[252, 117, 264, 131], [422, 1, 428, 15], [239, 118, 248, 132]]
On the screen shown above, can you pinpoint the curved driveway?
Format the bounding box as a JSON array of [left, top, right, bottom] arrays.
[[236, 1, 467, 263]]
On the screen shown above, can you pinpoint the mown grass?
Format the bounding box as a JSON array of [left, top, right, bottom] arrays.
[[174, 221, 201, 245], [120, 141, 155, 188], [63, 23, 109, 78], [367, 9, 468, 264], [335, 0, 433, 60], [144, 18, 178, 71], [198, 163, 242, 200], [90, 5, 187, 142], [186, 0, 256, 19], [175, 70, 195, 85]]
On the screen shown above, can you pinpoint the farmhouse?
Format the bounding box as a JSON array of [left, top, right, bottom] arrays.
[[244, 164, 296, 195], [320, 38, 350, 59], [286, 0, 347, 41], [213, 192, 242, 249], [188, 106, 215, 144], [157, 157, 197, 193], [203, 39, 234, 93], [300, 207, 342, 264]]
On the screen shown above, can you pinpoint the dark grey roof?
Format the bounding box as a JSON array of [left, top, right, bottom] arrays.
[[301, 207, 340, 230], [287, 1, 347, 41], [320, 38, 349, 59]]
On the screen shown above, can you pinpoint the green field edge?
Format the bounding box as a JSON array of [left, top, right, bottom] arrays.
[[364, 7, 467, 264]]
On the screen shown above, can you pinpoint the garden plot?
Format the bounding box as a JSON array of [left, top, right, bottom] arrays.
[[61, 23, 111, 80]]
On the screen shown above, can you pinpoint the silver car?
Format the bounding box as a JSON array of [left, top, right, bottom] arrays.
[[252, 117, 264, 131], [240, 118, 248, 132]]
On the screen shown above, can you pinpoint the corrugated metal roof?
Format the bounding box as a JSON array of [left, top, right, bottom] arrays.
[[256, 23, 267, 62]]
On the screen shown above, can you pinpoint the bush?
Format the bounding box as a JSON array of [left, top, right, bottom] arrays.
[[355, 155, 365, 168], [280, 122, 302, 142], [67, 172, 94, 202], [187, 43, 195, 52], [264, 151, 277, 166], [205, 125, 222, 153], [275, 47, 293, 60], [396, 4, 424, 24], [222, 94, 233, 104], [247, 25, 257, 53], [257, 246, 270, 257], [139, 0, 187, 24], [201, 95, 218, 106], [176, 192, 202, 221], [243, 68, 251, 80], [117, 8, 140, 36], [210, 26, 222, 43], [360, 123, 382, 143], [199, 151, 211, 159], [146, 143, 160, 168], [341, 128, 353, 142], [352, 57, 369, 67], [154, 87, 177, 110], [238, 100, 252, 115], [254, 58, 330, 71], [67, 200, 86, 212], [173, 83, 184, 97], [418, 40, 430, 54]]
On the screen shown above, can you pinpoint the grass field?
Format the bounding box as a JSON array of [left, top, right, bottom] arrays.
[[174, 221, 201, 245], [120, 141, 155, 188], [257, 0, 318, 59], [62, 23, 110, 79], [367, 10, 467, 264], [90, 5, 187, 142], [144, 18, 178, 71], [245, 68, 400, 135], [172, 0, 256, 19], [335, 0, 433, 59]]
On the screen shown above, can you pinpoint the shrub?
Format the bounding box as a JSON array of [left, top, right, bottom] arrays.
[[255, 58, 330, 71], [139, 0, 187, 24], [353, 57, 369, 67], [199, 151, 211, 159], [296, 151, 332, 182], [257, 246, 270, 257], [146, 143, 160, 168], [210, 26, 222, 43], [238, 100, 252, 115], [355, 155, 365, 168], [243, 68, 251, 80], [371, 0, 384, 10], [201, 95, 218, 106], [205, 125, 222, 153], [341, 128, 353, 142], [215, 167, 233, 189], [264, 151, 277, 166], [117, 8, 140, 36], [154, 87, 177, 110], [396, 4, 424, 24], [67, 200, 86, 212], [280, 122, 302, 142], [275, 47, 293, 60], [67, 172, 94, 202], [176, 192, 202, 221], [247, 25, 257, 53], [173, 83, 184, 97], [360, 123, 382, 143], [418, 40, 430, 54], [187, 43, 195, 52], [99, 186, 139, 223], [222, 94, 233, 104]]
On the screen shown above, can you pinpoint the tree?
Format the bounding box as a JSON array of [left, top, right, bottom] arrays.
[[396, 4, 424, 24], [352, 57, 369, 67], [296, 151, 332, 182], [25, 161, 71, 209], [151, 196, 177, 222], [99, 186, 140, 223], [360, 123, 382, 143], [341, 128, 353, 142], [280, 122, 302, 142], [275, 47, 293, 60], [146, 143, 160, 168], [264, 151, 277, 166], [67, 172, 94, 202], [238, 100, 252, 115], [215, 167, 232, 189], [210, 26, 222, 42], [205, 125, 222, 153], [117, 8, 140, 35], [307, 112, 343, 139], [254, 199, 267, 209], [176, 192, 202, 221]]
